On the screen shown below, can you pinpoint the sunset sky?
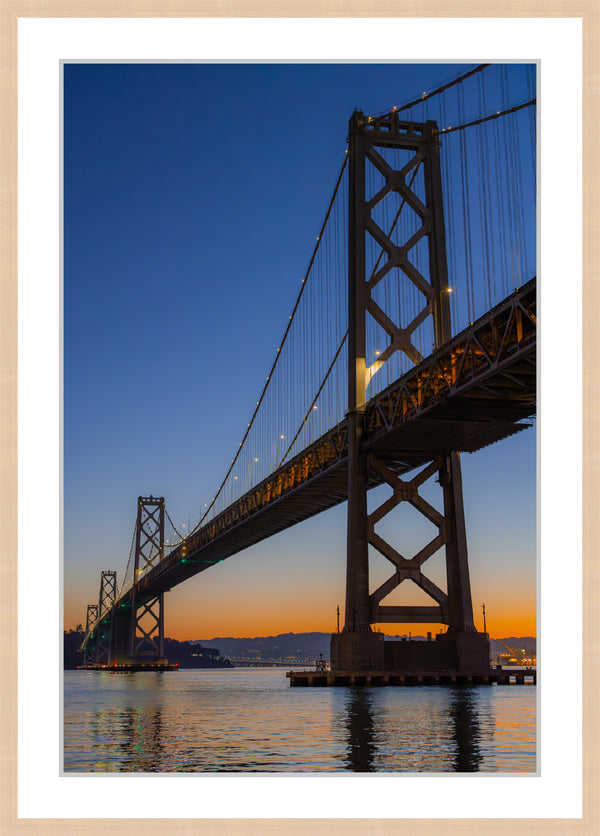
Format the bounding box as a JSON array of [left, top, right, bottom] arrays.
[[63, 62, 536, 641]]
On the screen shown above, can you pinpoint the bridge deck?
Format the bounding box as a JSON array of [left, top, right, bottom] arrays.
[[108, 280, 536, 612]]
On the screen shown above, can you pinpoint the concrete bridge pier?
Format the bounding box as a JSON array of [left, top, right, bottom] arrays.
[[108, 605, 133, 665], [330, 631, 384, 671], [330, 630, 490, 677], [448, 631, 491, 675]]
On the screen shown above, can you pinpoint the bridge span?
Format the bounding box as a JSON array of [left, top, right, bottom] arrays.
[[82, 278, 534, 668], [79, 66, 536, 678], [134, 279, 534, 601]]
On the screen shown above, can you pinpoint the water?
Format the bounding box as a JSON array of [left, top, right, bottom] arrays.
[[63, 668, 536, 773]]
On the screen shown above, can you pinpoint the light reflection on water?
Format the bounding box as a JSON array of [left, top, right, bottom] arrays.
[[64, 668, 536, 773]]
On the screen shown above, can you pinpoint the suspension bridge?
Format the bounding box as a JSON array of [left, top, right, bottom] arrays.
[[79, 64, 536, 677]]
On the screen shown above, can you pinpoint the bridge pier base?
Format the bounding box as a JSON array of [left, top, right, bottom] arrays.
[[330, 631, 490, 676], [447, 631, 491, 676], [330, 631, 384, 671], [109, 607, 134, 665]]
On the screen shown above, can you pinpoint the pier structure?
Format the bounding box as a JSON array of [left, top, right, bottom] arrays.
[[287, 667, 536, 687]]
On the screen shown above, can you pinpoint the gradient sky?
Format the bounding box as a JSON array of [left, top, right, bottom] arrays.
[[63, 63, 536, 640]]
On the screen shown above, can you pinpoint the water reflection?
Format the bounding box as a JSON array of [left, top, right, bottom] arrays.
[[65, 670, 535, 773], [344, 688, 377, 772], [88, 673, 166, 771], [448, 687, 484, 772], [340, 684, 492, 772]]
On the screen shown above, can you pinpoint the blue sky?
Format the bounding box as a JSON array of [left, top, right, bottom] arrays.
[[64, 63, 536, 638]]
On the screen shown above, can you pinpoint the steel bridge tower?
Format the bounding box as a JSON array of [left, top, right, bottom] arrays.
[[82, 497, 167, 667], [331, 111, 489, 673], [81, 571, 116, 666]]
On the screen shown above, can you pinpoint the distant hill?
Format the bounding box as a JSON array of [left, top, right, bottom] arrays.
[[196, 632, 330, 662], [64, 629, 86, 669], [64, 630, 536, 669], [198, 632, 536, 663], [163, 638, 232, 668], [63, 631, 232, 669]]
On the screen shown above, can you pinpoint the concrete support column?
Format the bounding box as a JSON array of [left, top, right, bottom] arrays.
[[345, 110, 371, 635], [345, 408, 370, 631], [441, 451, 475, 632], [158, 592, 165, 658]]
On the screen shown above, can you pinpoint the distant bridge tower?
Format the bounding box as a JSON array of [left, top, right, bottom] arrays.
[[332, 110, 489, 673], [81, 572, 116, 666], [81, 603, 98, 666], [81, 497, 168, 667]]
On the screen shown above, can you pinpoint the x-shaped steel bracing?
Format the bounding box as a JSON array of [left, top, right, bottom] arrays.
[[364, 146, 433, 375], [130, 497, 165, 659], [367, 456, 450, 625], [346, 112, 472, 634], [132, 595, 162, 655]]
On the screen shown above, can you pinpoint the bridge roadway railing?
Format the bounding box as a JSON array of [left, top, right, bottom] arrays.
[[106, 278, 535, 616]]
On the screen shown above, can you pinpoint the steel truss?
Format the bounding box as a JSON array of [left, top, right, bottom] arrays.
[[365, 451, 474, 630], [346, 110, 475, 634], [130, 496, 165, 659], [95, 571, 116, 664], [82, 603, 98, 666]]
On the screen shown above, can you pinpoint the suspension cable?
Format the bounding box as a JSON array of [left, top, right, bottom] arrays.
[[192, 153, 349, 534], [115, 519, 137, 602], [165, 507, 185, 543], [277, 330, 348, 467], [191, 81, 535, 537], [380, 64, 490, 116], [437, 98, 536, 135]]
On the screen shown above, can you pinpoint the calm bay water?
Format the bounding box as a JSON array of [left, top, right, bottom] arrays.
[[63, 668, 536, 773]]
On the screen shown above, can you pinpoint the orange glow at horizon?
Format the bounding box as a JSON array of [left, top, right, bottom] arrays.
[[64, 592, 536, 642], [156, 615, 537, 642], [65, 514, 536, 643]]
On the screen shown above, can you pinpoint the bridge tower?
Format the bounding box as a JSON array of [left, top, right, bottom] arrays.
[[127, 496, 166, 662], [81, 497, 170, 667], [332, 110, 489, 674], [95, 570, 117, 664], [81, 603, 98, 666], [81, 572, 116, 666]]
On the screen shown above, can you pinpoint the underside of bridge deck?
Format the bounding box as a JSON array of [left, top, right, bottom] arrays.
[[84, 279, 535, 653]]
